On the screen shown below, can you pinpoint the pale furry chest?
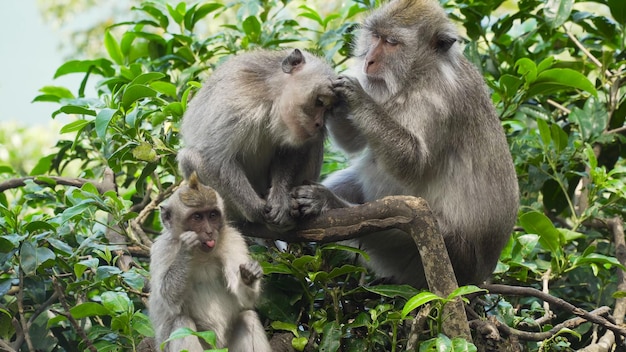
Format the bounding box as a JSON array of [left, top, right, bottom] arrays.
[[184, 264, 240, 339]]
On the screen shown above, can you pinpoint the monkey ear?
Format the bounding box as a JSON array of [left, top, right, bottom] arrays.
[[188, 171, 200, 190], [282, 49, 306, 74], [435, 32, 457, 53]]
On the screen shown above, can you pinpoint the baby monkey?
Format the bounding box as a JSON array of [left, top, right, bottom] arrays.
[[149, 172, 270, 352]]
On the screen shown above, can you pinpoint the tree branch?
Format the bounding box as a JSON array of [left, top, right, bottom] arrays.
[[482, 284, 626, 338], [243, 195, 470, 339]]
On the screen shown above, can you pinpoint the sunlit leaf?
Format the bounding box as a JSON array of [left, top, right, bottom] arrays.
[[401, 291, 442, 318], [544, 0, 574, 29]]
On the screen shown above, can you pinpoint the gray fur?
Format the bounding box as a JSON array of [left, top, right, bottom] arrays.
[[179, 49, 336, 231], [149, 186, 271, 352], [293, 0, 519, 288]]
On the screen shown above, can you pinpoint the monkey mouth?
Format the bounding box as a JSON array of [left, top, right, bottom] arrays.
[[201, 240, 216, 251]]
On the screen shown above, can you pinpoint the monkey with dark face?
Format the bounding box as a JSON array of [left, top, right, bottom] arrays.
[[149, 172, 271, 352], [293, 0, 519, 288], [178, 48, 336, 232]]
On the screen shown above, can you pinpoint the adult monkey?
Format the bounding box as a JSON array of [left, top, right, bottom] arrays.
[[179, 49, 336, 232], [292, 0, 519, 288]]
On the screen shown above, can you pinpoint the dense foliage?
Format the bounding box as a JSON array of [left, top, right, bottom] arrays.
[[0, 0, 624, 351]]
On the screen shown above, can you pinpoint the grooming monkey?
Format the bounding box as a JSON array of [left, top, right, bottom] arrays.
[[178, 48, 336, 231], [149, 173, 271, 352], [293, 0, 519, 288]]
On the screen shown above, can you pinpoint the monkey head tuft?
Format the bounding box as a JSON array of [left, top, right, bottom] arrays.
[[178, 173, 220, 209]]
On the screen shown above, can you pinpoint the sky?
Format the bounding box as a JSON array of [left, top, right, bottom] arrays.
[[0, 1, 81, 127]]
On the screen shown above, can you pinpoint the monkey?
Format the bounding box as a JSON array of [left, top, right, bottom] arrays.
[[292, 0, 519, 288], [149, 172, 271, 352], [178, 48, 337, 232]]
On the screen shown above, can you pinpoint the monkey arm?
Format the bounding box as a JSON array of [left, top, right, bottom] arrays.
[[333, 76, 428, 183], [326, 111, 368, 154], [150, 235, 191, 313], [178, 147, 267, 224]]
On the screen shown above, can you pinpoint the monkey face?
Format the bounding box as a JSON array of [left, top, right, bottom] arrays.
[[185, 208, 223, 252]]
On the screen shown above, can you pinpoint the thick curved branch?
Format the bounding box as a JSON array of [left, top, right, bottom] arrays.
[[243, 195, 470, 339]]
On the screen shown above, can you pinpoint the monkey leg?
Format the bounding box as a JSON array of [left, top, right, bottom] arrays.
[[163, 315, 205, 352], [228, 310, 271, 352]]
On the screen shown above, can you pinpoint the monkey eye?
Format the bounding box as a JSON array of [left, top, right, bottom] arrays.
[[191, 213, 203, 221], [315, 95, 333, 109], [385, 37, 399, 46], [208, 211, 220, 219]]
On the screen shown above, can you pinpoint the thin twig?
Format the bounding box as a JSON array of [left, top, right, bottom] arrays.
[[16, 270, 34, 351], [547, 99, 571, 115], [565, 29, 612, 78], [474, 306, 612, 342], [0, 339, 16, 352], [483, 284, 626, 338], [51, 277, 98, 352]]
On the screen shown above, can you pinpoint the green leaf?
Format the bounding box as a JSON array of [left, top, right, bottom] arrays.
[[419, 334, 452, 352], [536, 118, 552, 147], [46, 238, 73, 255], [519, 211, 561, 254], [150, 81, 178, 98], [60, 119, 91, 134], [242, 16, 261, 42], [527, 68, 597, 98], [271, 321, 299, 336], [96, 266, 122, 281], [167, 3, 185, 25], [515, 58, 537, 83], [104, 31, 124, 65], [550, 123, 568, 152], [363, 285, 420, 300], [401, 291, 442, 318], [101, 291, 131, 314], [448, 285, 485, 299], [136, 3, 169, 28], [132, 142, 158, 162], [74, 258, 99, 278], [30, 155, 54, 175], [543, 0, 574, 29], [70, 302, 109, 319], [569, 97, 608, 141], [292, 337, 308, 351], [56, 105, 96, 117], [132, 312, 154, 337], [35, 86, 75, 102], [54, 59, 115, 78], [122, 85, 158, 108], [451, 337, 478, 352], [318, 321, 341, 352], [61, 200, 96, 223], [20, 242, 56, 275], [608, 0, 626, 24], [95, 108, 118, 139], [162, 328, 221, 350], [191, 3, 224, 28], [130, 72, 166, 85]]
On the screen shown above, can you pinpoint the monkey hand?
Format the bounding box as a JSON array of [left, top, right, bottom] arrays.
[[264, 190, 297, 232], [240, 261, 263, 286], [291, 183, 346, 218], [179, 231, 200, 252], [332, 75, 369, 111]]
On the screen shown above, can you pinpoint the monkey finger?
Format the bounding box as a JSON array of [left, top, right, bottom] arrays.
[[180, 231, 201, 249]]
